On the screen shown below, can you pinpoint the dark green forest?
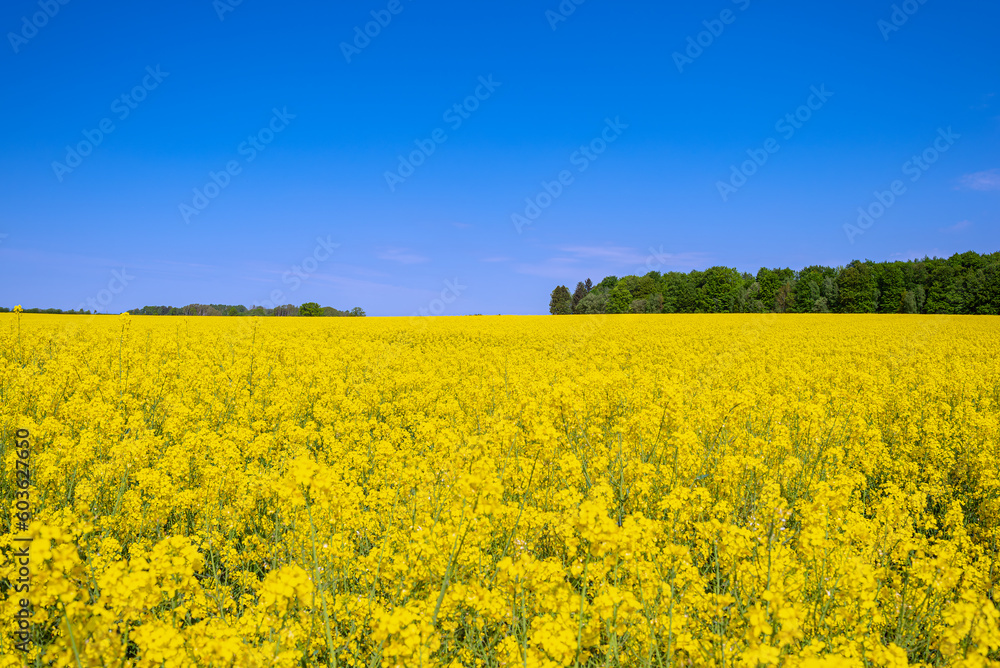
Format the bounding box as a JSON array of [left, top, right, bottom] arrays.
[[549, 250, 1000, 315]]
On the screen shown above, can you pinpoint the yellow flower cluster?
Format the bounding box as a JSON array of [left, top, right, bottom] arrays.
[[1, 313, 998, 667]]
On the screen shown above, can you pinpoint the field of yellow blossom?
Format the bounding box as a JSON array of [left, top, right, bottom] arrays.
[[1, 312, 999, 667]]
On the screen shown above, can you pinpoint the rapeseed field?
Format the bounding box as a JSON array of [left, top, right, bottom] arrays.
[[1, 313, 998, 667]]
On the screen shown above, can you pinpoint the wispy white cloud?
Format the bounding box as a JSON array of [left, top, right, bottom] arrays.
[[514, 257, 582, 280], [557, 245, 648, 266], [558, 245, 708, 270], [515, 245, 709, 281], [308, 272, 431, 297], [235, 274, 276, 284], [956, 169, 1000, 191], [889, 249, 945, 261], [376, 248, 429, 264], [940, 220, 972, 234], [253, 260, 388, 280]]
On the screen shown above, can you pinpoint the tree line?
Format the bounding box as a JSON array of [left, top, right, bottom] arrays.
[[2, 303, 366, 317], [549, 250, 1000, 315], [126, 303, 366, 317], [0, 307, 90, 315]]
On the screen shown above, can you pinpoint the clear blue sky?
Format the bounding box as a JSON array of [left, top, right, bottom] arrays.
[[2, 0, 998, 315]]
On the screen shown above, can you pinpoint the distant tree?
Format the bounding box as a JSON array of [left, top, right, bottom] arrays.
[[924, 263, 962, 314], [878, 265, 906, 313], [584, 278, 593, 292], [900, 291, 918, 314], [300, 302, 322, 317], [823, 276, 839, 310], [952, 250, 986, 272], [913, 285, 926, 312], [575, 290, 607, 314], [668, 271, 700, 313], [658, 272, 684, 313], [606, 283, 633, 314], [982, 265, 1000, 315], [618, 275, 641, 296], [836, 262, 878, 313], [572, 282, 588, 309], [632, 275, 657, 300], [698, 267, 742, 312], [756, 268, 787, 311], [963, 268, 999, 315], [774, 283, 794, 313], [549, 286, 573, 315], [597, 276, 619, 291], [273, 304, 299, 317], [646, 293, 665, 313], [737, 281, 763, 313], [756, 268, 776, 304], [350, 307, 366, 317], [793, 266, 835, 312]]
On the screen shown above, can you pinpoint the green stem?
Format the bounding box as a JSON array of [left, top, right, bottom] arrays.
[[62, 603, 84, 668], [307, 502, 337, 667]]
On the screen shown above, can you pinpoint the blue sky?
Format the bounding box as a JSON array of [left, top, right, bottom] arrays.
[[1, 0, 998, 315]]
